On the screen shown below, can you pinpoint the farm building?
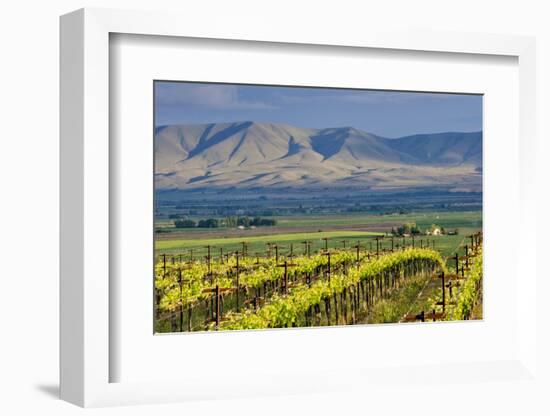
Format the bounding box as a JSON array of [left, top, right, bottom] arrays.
[[426, 227, 442, 236]]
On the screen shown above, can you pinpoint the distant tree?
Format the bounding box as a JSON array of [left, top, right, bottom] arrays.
[[237, 216, 251, 227], [395, 224, 407, 236], [197, 218, 219, 228], [395, 222, 421, 236], [410, 223, 421, 235], [225, 216, 238, 228], [174, 219, 196, 228]]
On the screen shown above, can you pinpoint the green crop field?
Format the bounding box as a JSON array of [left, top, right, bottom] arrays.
[[155, 210, 481, 261], [155, 230, 382, 255], [275, 211, 482, 230], [155, 210, 481, 233]]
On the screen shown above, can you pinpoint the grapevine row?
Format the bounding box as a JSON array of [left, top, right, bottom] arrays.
[[217, 248, 446, 330], [156, 249, 374, 314], [451, 247, 483, 320]]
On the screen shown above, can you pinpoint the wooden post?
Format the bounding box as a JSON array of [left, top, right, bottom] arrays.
[[179, 268, 183, 331], [391, 237, 394, 252], [235, 252, 240, 312], [276, 261, 296, 294], [283, 261, 288, 294], [187, 304, 192, 332], [302, 241, 311, 257], [322, 237, 329, 252], [205, 245, 212, 277], [441, 272, 446, 312], [455, 253, 459, 275], [215, 285, 220, 329]]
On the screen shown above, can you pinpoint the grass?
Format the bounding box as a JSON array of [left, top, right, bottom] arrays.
[[365, 271, 445, 324], [155, 230, 382, 254], [366, 276, 428, 324], [156, 211, 482, 230], [275, 211, 482, 229], [154, 210, 481, 264]]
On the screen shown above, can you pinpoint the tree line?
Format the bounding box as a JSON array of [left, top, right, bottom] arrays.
[[174, 216, 277, 229]]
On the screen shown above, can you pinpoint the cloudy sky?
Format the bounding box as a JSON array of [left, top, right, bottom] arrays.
[[154, 81, 482, 138]]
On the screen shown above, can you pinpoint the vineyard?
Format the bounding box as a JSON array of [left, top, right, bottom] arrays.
[[155, 233, 483, 332]]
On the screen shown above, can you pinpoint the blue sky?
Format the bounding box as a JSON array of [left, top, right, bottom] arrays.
[[154, 81, 482, 138]]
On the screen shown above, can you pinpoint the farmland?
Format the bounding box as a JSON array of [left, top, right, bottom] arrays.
[[155, 231, 483, 333], [154, 210, 481, 262], [154, 208, 482, 333]]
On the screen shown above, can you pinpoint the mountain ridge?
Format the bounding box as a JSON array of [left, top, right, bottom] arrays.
[[155, 121, 482, 192]]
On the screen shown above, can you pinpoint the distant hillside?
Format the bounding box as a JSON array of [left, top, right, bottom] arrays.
[[386, 131, 482, 166], [154, 121, 482, 192]]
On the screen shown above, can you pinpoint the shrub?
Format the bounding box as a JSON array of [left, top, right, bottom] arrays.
[[197, 218, 219, 228], [174, 219, 196, 228]]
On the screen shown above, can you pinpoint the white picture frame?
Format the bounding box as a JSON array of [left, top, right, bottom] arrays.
[[60, 7, 539, 408]]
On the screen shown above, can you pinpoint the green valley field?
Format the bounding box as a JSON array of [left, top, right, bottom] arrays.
[[155, 210, 482, 269]]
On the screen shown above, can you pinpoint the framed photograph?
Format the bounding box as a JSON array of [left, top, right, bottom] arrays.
[[152, 80, 483, 334], [60, 8, 538, 408]]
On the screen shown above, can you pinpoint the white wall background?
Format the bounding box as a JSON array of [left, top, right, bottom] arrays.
[[0, 0, 548, 414]]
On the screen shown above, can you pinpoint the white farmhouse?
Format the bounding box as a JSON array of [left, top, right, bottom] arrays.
[[426, 226, 442, 236]]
